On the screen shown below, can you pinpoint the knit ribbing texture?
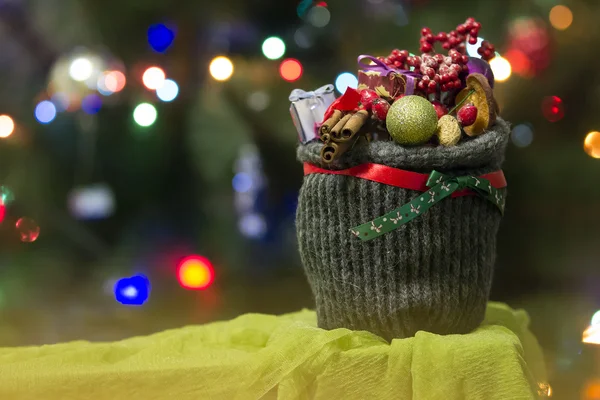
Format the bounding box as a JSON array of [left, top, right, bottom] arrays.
[[296, 119, 510, 340]]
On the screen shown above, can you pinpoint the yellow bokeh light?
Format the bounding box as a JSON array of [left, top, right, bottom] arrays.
[[142, 67, 166, 90], [583, 324, 600, 344], [209, 56, 234, 81], [0, 115, 15, 138], [584, 131, 600, 159], [489, 56, 512, 82], [584, 379, 600, 400], [549, 5, 573, 31]]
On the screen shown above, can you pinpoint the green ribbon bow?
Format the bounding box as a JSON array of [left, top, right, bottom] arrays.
[[350, 170, 505, 241]]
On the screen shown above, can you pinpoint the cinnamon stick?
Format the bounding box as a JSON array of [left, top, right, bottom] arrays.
[[320, 142, 340, 164], [319, 110, 343, 136], [330, 113, 352, 140], [341, 110, 369, 140]]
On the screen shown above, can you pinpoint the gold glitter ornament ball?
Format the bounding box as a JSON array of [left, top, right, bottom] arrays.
[[386, 95, 438, 145]]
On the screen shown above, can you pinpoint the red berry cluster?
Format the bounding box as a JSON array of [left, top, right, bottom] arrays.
[[376, 18, 496, 95], [477, 40, 496, 62]]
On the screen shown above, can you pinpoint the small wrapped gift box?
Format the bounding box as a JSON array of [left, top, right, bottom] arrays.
[[357, 55, 420, 100], [289, 84, 336, 144]]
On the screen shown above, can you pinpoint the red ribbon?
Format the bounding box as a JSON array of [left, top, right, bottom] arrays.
[[321, 87, 361, 122], [303, 163, 507, 197]]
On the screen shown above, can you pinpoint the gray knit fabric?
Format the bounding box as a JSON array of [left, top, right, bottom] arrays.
[[296, 118, 511, 340]]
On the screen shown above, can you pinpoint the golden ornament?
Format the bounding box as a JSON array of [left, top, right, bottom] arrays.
[[386, 95, 438, 145], [437, 115, 462, 146]]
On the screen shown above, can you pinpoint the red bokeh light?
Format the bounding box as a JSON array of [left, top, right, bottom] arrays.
[[541, 96, 564, 122], [279, 59, 303, 82], [504, 49, 533, 78], [0, 204, 5, 223], [177, 255, 215, 290]]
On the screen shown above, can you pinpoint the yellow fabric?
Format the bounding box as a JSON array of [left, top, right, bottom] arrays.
[[0, 302, 545, 400]]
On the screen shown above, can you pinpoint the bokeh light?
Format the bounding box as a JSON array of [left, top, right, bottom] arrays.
[[591, 310, 600, 326], [232, 172, 253, 193], [98, 71, 126, 95], [511, 124, 534, 148], [133, 103, 157, 127], [489, 56, 512, 82], [209, 56, 234, 81], [584, 131, 600, 159], [15, 217, 40, 243], [156, 79, 179, 102], [247, 91, 270, 112], [549, 5, 573, 31], [0, 115, 15, 138], [142, 67, 166, 90], [51, 92, 70, 111], [307, 6, 331, 28], [177, 255, 215, 290], [584, 380, 600, 400], [279, 59, 303, 82], [114, 274, 150, 306], [335, 72, 359, 94], [262, 37, 286, 60], [68, 184, 115, 220], [583, 324, 600, 344], [239, 213, 267, 239], [0, 186, 14, 205], [147, 23, 175, 53], [81, 94, 102, 114], [294, 27, 313, 49], [0, 204, 5, 224], [504, 49, 533, 78], [69, 57, 93, 82], [34, 100, 57, 124], [541, 96, 564, 122], [466, 37, 484, 58]]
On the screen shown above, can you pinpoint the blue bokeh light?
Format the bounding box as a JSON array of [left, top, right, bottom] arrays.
[[34, 100, 57, 124], [334, 72, 358, 94], [148, 24, 175, 53], [81, 94, 102, 114], [232, 172, 253, 193], [114, 274, 150, 306]]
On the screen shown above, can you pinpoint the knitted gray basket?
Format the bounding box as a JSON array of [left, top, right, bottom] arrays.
[[296, 119, 511, 340]]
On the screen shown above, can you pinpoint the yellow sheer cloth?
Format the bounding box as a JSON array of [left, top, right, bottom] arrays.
[[0, 302, 546, 400]]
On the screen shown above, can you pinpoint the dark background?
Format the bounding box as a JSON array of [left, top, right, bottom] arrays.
[[1, 0, 599, 398]]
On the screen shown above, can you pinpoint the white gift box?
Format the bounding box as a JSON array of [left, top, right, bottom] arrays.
[[289, 84, 336, 144]]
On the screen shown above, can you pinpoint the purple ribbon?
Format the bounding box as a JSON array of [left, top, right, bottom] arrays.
[[357, 55, 422, 95]]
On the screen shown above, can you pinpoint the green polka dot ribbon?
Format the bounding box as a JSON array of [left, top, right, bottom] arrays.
[[350, 170, 505, 241]]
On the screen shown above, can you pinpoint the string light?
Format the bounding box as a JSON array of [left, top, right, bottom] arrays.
[[142, 67, 166, 90], [279, 59, 303, 82], [34, 100, 57, 124], [69, 57, 94, 82], [114, 274, 150, 306], [0, 115, 15, 138], [133, 103, 157, 127], [177, 255, 215, 290], [489, 56, 512, 82], [584, 131, 600, 159], [335, 72, 358, 94], [262, 37, 286, 60], [156, 79, 179, 102], [549, 5, 573, 31]]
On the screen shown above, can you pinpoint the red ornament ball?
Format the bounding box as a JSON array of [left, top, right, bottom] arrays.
[[360, 89, 380, 110], [431, 101, 448, 119], [371, 98, 391, 121], [457, 104, 478, 127]]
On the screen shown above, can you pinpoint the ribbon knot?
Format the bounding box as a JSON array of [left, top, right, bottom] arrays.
[[289, 84, 335, 102], [351, 170, 505, 241]]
